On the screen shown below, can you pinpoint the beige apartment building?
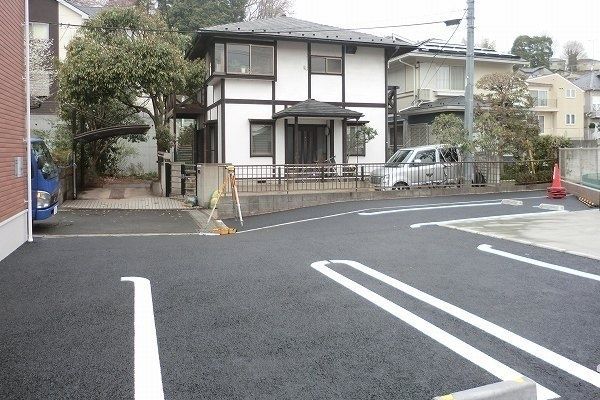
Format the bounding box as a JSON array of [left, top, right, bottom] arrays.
[[527, 74, 585, 140]]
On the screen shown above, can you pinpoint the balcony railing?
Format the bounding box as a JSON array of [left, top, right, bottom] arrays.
[[531, 98, 558, 108]]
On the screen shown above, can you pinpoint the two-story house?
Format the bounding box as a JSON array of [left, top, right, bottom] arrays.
[[185, 16, 415, 165], [387, 41, 525, 153], [526, 73, 585, 140], [572, 71, 600, 140], [29, 0, 101, 131]]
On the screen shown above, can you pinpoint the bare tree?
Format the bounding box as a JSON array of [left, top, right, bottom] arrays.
[[563, 40, 586, 71], [29, 36, 55, 103], [479, 38, 496, 50], [246, 0, 292, 20]]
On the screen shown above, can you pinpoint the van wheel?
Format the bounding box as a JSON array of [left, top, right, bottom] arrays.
[[393, 182, 409, 190]]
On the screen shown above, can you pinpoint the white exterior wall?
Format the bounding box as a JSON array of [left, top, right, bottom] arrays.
[[351, 107, 386, 163], [276, 41, 308, 101], [58, 4, 85, 61], [226, 79, 272, 100], [346, 46, 385, 104], [0, 212, 28, 262], [311, 75, 342, 102], [225, 103, 272, 165]]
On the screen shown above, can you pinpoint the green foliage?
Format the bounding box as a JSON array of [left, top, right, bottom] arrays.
[[431, 113, 472, 152], [158, 0, 247, 31], [58, 7, 206, 152], [474, 72, 540, 160], [511, 35, 553, 68], [532, 135, 572, 161], [177, 124, 196, 146], [346, 125, 377, 157]]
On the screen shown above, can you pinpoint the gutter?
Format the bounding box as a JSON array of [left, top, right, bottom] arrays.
[[25, 0, 33, 242]]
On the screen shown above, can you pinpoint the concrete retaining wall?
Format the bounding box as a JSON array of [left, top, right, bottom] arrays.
[[216, 183, 549, 219], [562, 179, 600, 205]]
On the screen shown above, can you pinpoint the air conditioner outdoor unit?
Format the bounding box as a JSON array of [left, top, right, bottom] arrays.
[[418, 88, 434, 103]]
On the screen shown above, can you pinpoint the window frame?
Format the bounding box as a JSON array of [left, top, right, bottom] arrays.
[[565, 88, 576, 98], [311, 55, 343, 75], [29, 22, 49, 40], [565, 114, 576, 125], [249, 120, 275, 157], [537, 115, 545, 132], [530, 89, 549, 107], [225, 43, 274, 76], [346, 123, 367, 157]]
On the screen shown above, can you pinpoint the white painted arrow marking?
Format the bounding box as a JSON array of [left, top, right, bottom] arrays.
[[478, 244, 600, 282], [121, 277, 165, 400], [311, 261, 559, 400]]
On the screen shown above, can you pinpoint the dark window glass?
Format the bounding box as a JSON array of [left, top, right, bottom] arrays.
[[250, 45, 274, 75], [250, 123, 273, 156], [227, 44, 250, 74], [311, 56, 326, 73], [326, 58, 342, 74], [347, 125, 365, 156]]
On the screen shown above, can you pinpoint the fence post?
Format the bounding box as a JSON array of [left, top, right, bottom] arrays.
[[361, 166, 365, 181], [165, 163, 172, 197], [278, 167, 281, 186], [181, 164, 186, 195]]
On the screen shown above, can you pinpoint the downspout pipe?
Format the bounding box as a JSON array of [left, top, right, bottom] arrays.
[[24, 0, 33, 242], [392, 58, 418, 106]]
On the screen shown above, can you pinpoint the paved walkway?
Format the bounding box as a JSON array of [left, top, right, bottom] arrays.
[[445, 209, 600, 260], [62, 197, 186, 210]]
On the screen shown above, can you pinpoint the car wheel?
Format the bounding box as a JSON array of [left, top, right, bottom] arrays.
[[392, 182, 409, 190]]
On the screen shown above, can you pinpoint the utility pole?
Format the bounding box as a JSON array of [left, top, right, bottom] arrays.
[[465, 0, 475, 144]]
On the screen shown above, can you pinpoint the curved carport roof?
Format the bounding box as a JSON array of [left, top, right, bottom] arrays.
[[74, 124, 151, 142]]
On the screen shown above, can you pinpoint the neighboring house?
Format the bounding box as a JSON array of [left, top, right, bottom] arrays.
[[549, 58, 566, 72], [526, 73, 585, 139], [518, 66, 553, 79], [29, 0, 158, 173], [184, 16, 415, 165], [388, 40, 525, 151], [1, 0, 28, 260], [572, 70, 600, 140], [576, 58, 600, 72]]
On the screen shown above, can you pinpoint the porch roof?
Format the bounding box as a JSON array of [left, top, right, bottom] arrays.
[[272, 99, 363, 120]]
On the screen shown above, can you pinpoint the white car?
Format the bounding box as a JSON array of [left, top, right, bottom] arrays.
[[370, 144, 462, 189]]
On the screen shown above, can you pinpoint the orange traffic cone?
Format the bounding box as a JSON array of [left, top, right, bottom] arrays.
[[547, 163, 566, 199]]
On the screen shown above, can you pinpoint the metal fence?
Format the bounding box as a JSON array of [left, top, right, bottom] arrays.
[[560, 148, 600, 189], [232, 160, 554, 193]]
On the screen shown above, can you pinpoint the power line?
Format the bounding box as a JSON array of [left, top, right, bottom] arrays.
[[50, 16, 463, 36]]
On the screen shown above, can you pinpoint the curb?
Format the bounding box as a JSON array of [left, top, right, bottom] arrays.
[[432, 378, 536, 400]]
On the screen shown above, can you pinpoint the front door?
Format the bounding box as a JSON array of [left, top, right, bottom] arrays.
[[285, 125, 328, 164]]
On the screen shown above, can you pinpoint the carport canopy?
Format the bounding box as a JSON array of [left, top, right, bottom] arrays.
[[272, 99, 363, 120], [73, 124, 151, 142]]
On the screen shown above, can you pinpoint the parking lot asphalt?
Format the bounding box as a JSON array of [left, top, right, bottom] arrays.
[[1, 191, 599, 399]]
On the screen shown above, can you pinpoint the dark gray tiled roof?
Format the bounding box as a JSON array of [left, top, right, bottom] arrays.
[[272, 99, 363, 119], [412, 40, 523, 61], [201, 16, 411, 47], [62, 0, 103, 17], [572, 71, 600, 91]]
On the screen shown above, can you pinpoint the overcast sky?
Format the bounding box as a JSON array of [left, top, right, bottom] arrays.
[[291, 0, 600, 59]]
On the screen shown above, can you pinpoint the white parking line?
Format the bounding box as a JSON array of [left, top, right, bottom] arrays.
[[410, 210, 568, 228], [238, 196, 546, 234], [121, 277, 165, 400], [478, 244, 600, 282], [358, 202, 502, 216], [327, 260, 600, 391], [35, 232, 219, 238], [311, 261, 559, 400]]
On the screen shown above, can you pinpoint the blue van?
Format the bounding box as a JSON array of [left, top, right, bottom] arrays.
[[31, 136, 59, 220]]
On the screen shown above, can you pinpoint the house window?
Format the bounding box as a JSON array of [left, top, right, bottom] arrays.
[[250, 121, 274, 157], [537, 115, 545, 133], [450, 66, 465, 90], [565, 88, 576, 98], [311, 56, 342, 74], [347, 124, 366, 156], [215, 43, 224, 73], [226, 44, 274, 75], [565, 114, 576, 125], [530, 89, 548, 106], [436, 66, 450, 89], [30, 22, 49, 40]]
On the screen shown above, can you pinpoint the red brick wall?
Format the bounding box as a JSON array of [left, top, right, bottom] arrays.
[[0, 0, 27, 223]]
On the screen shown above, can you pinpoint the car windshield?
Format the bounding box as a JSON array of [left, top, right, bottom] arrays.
[[32, 141, 58, 180], [385, 149, 413, 166]]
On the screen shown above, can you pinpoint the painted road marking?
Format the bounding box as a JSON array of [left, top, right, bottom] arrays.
[[478, 244, 600, 282], [358, 202, 503, 216], [311, 261, 559, 400], [410, 210, 568, 228], [238, 196, 546, 234], [35, 232, 219, 238], [328, 260, 600, 391], [121, 277, 165, 400]]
